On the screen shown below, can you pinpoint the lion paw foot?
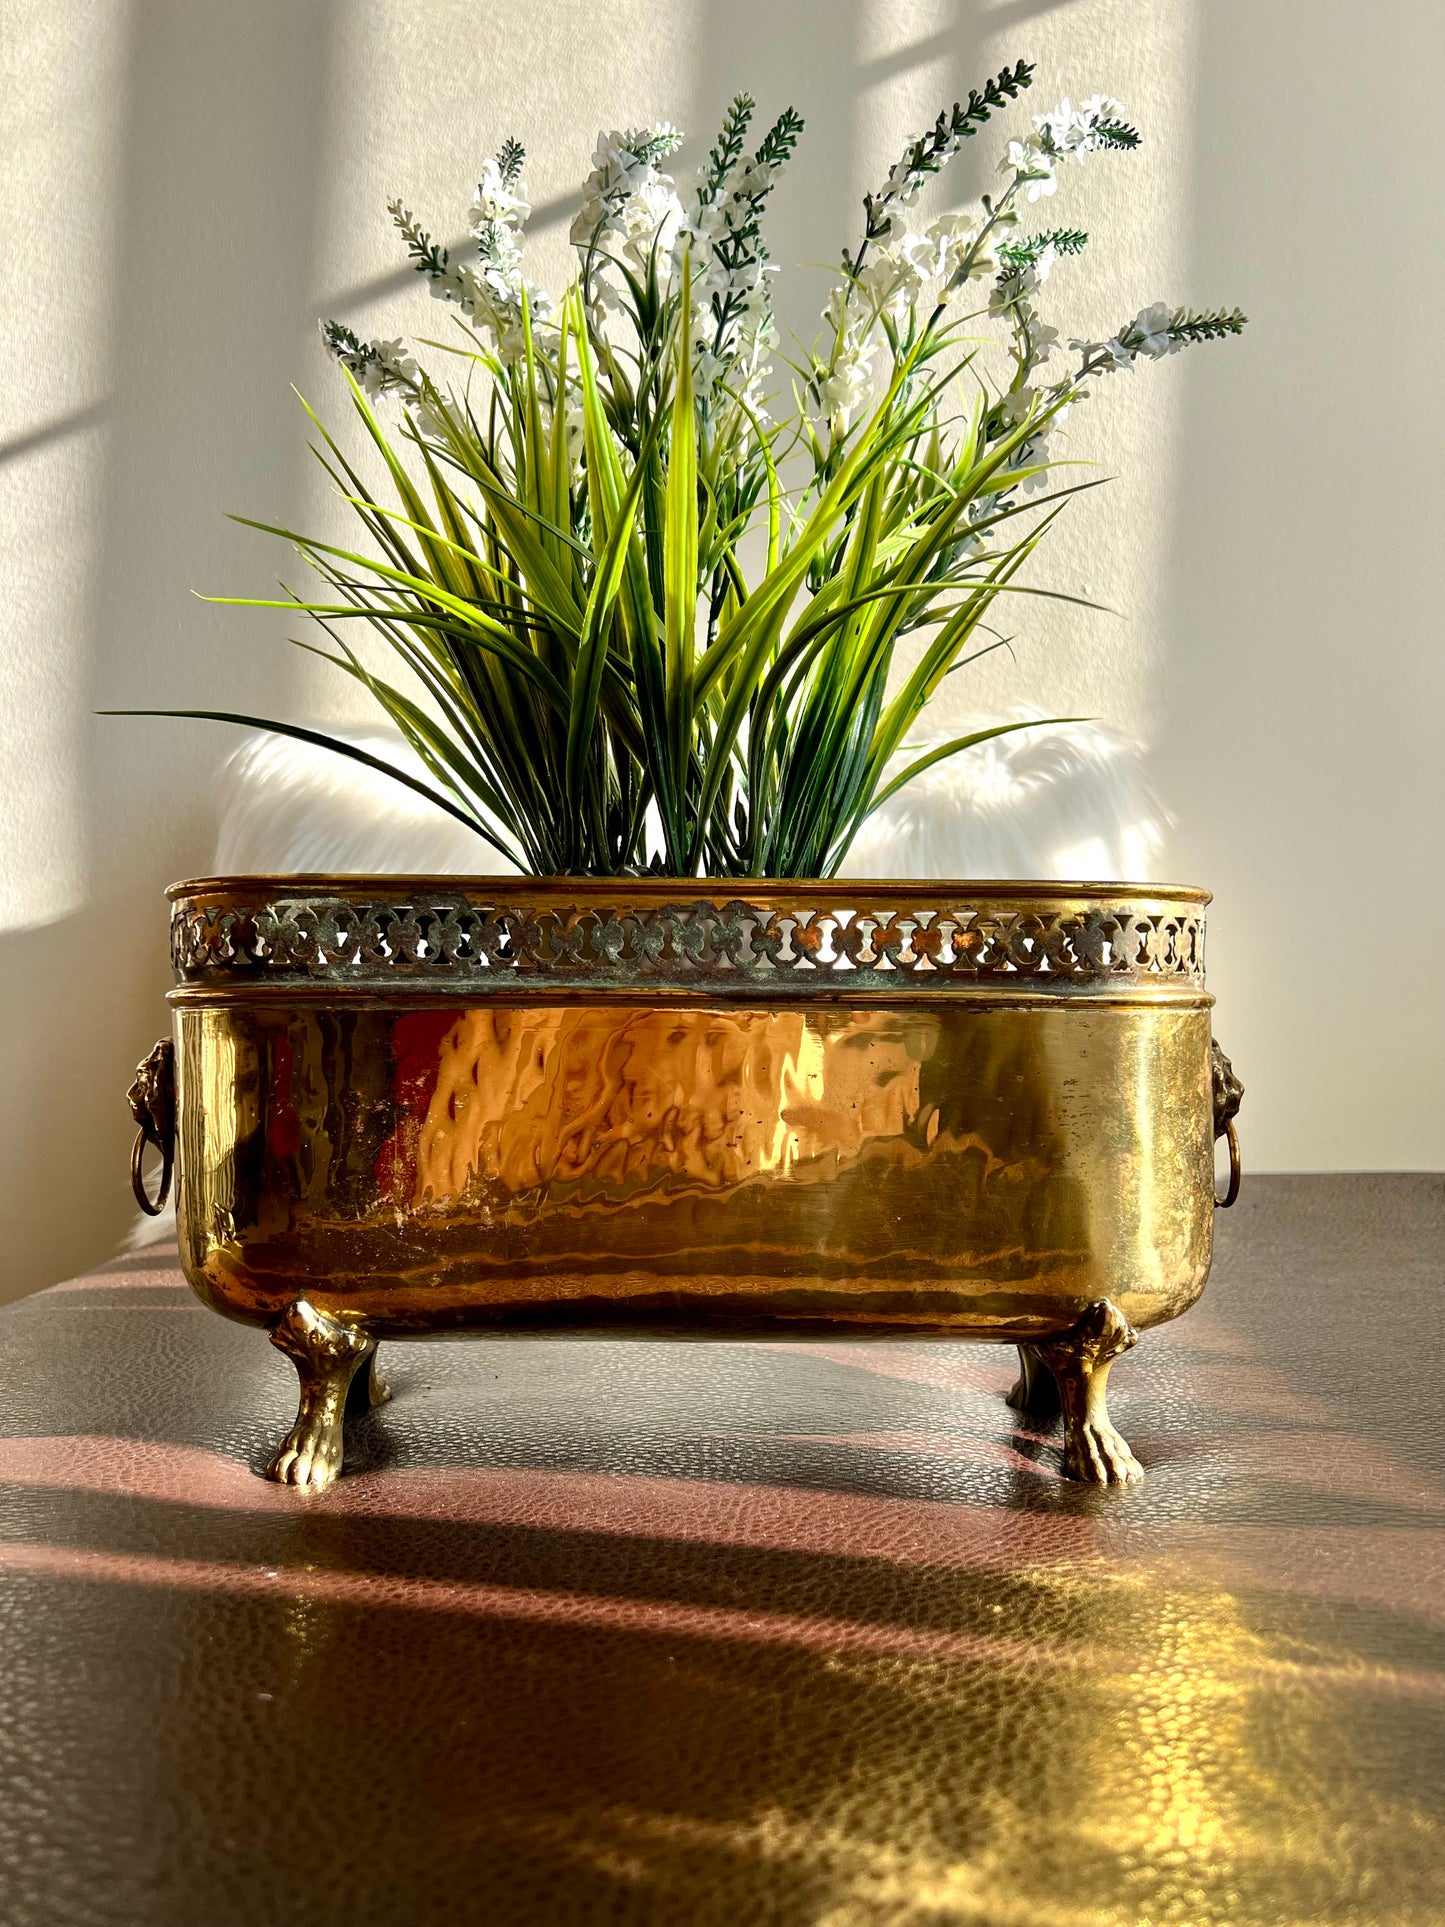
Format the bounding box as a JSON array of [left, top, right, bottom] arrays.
[[265, 1416, 344, 1491], [1063, 1419, 1142, 1486]]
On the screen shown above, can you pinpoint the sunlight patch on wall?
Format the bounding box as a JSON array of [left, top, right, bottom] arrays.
[[861, 0, 1202, 750], [0, 429, 101, 931], [0, 1, 129, 931]]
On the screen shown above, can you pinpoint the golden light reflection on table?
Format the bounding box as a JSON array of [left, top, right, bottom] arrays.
[[494, 1557, 1430, 1927]]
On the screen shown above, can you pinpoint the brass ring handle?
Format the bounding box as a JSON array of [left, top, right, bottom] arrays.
[[130, 1127, 173, 1215], [1215, 1117, 1241, 1209], [127, 1037, 176, 1218]]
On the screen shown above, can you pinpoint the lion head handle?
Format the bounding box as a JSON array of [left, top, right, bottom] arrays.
[[1210, 1040, 1243, 1207], [128, 1038, 175, 1215], [1211, 1040, 1243, 1138]]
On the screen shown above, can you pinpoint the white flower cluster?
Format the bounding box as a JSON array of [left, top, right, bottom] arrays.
[[318, 321, 418, 399], [813, 205, 1009, 438], [469, 154, 530, 234], [867, 209, 1001, 311], [569, 125, 687, 304], [813, 89, 1129, 447], [312, 73, 1236, 528], [811, 283, 878, 437], [1000, 94, 1131, 203], [989, 250, 1063, 379], [882, 124, 970, 211], [809, 211, 994, 437], [1070, 301, 1182, 375], [571, 117, 787, 413], [468, 155, 532, 299], [680, 152, 788, 404], [999, 390, 1073, 497], [385, 143, 553, 371]]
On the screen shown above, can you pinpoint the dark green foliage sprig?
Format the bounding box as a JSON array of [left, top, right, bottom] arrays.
[[997, 228, 1089, 268], [1034, 111, 1140, 162], [1165, 306, 1248, 343], [754, 105, 805, 173], [318, 318, 366, 360], [1078, 304, 1249, 376], [631, 127, 683, 164], [316, 320, 415, 396], [1090, 118, 1141, 150], [854, 59, 1036, 264], [698, 95, 755, 207], [965, 58, 1038, 117], [496, 137, 526, 184]]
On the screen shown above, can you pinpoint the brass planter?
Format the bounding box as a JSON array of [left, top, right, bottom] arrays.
[[129, 877, 1242, 1489]]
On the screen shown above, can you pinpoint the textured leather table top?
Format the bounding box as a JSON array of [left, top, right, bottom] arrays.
[[0, 1175, 1441, 1926]]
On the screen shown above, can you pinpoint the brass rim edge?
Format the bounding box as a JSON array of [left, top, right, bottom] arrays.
[[167, 984, 1215, 1010], [166, 874, 1213, 908]]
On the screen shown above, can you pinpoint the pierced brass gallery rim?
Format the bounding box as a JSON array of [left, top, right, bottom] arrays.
[[166, 875, 1212, 1005]]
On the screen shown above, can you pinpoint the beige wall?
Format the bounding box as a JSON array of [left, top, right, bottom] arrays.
[[2, 0, 1441, 1299]]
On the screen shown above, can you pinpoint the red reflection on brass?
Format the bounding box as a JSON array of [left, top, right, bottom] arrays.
[[409, 1007, 925, 1205], [376, 1010, 460, 1204]]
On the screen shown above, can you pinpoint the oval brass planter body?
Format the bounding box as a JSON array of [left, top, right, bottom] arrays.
[[164, 878, 1216, 1345]]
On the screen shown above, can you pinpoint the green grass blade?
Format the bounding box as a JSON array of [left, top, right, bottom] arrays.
[[98, 709, 524, 859], [664, 255, 699, 830]]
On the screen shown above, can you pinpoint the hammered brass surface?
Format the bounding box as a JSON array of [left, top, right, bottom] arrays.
[[173, 998, 1215, 1344], [0, 1177, 1440, 1926]]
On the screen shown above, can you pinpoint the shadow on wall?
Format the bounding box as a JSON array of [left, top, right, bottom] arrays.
[[1, 0, 874, 1301], [1, 0, 1115, 1300], [0, 0, 336, 1301]]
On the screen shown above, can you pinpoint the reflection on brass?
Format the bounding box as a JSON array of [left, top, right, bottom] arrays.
[[265, 1299, 377, 1489], [143, 877, 1243, 1490], [411, 1006, 924, 1200], [127, 1037, 175, 1215]]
